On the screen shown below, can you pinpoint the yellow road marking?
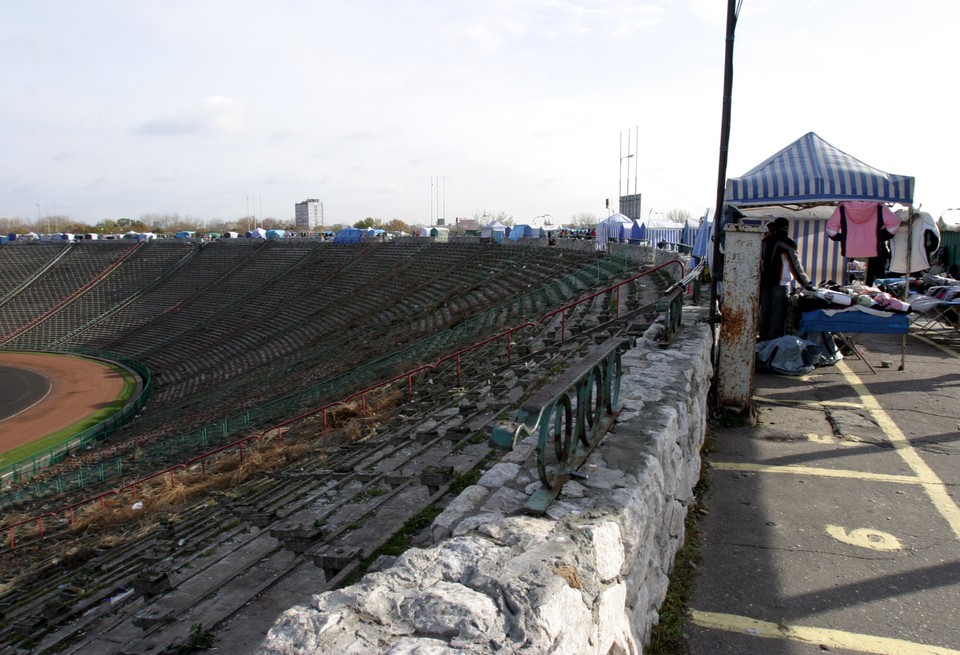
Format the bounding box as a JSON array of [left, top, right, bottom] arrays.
[[690, 610, 960, 655], [710, 461, 921, 485], [754, 395, 864, 409], [825, 525, 901, 551], [838, 361, 960, 540], [911, 333, 960, 359]]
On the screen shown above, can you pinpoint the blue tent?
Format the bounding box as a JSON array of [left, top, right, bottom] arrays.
[[508, 224, 544, 241], [692, 213, 713, 259], [334, 227, 363, 244], [725, 132, 914, 206], [265, 229, 286, 240], [639, 218, 684, 249], [480, 220, 507, 243], [681, 220, 697, 249]]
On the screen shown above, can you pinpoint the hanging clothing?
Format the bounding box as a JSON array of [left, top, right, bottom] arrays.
[[825, 201, 900, 257], [888, 210, 940, 274]]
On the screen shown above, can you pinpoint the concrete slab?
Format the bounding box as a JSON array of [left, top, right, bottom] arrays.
[[687, 331, 960, 654]]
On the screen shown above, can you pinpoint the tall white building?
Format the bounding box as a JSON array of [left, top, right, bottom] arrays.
[[295, 199, 322, 230]]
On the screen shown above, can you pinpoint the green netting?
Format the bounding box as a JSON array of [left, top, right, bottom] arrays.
[[0, 254, 634, 509]]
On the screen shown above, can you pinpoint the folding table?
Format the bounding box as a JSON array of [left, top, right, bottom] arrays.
[[799, 308, 910, 373]]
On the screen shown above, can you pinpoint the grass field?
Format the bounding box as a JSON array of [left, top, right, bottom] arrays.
[[0, 361, 138, 469]]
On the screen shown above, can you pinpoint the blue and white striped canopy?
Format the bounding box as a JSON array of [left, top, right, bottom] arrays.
[[726, 132, 914, 206]]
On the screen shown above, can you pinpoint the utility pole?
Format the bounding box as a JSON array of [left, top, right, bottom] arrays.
[[709, 0, 741, 322]]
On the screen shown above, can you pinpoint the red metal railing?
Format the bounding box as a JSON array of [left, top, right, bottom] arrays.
[[539, 259, 684, 340]]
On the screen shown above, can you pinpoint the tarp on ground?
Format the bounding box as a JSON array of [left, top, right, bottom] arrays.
[[726, 131, 915, 206], [334, 227, 363, 244]]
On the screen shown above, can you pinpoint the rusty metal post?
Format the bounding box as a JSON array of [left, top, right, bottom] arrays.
[[716, 223, 764, 415]]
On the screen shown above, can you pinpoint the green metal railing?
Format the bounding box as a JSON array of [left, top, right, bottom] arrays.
[[489, 336, 633, 514], [0, 352, 152, 483]]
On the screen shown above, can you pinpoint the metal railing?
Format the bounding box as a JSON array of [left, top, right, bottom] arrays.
[[0, 352, 152, 484], [0, 249, 690, 547], [489, 336, 633, 514]]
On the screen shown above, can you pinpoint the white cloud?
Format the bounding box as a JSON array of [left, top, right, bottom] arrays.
[[136, 96, 245, 137], [1, 1, 958, 224]]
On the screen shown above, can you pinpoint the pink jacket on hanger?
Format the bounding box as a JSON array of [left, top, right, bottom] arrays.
[[825, 201, 900, 257]]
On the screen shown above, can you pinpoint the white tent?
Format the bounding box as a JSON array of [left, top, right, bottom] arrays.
[[595, 213, 633, 250], [525, 214, 562, 231]]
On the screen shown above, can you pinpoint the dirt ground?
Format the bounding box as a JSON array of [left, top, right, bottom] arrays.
[[0, 352, 126, 455]]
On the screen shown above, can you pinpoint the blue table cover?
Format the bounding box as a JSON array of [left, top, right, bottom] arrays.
[[799, 309, 909, 334]]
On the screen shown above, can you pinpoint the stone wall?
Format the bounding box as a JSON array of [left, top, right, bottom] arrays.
[[258, 311, 713, 654]]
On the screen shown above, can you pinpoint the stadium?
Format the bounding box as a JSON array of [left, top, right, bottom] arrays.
[[0, 235, 686, 653]]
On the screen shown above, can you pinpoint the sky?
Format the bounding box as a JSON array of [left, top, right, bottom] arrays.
[[2, 0, 959, 228]]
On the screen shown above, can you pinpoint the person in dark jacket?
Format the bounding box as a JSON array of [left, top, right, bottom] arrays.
[[759, 217, 814, 341]]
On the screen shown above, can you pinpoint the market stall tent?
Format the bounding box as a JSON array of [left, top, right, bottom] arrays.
[[639, 218, 686, 250], [480, 220, 507, 243], [724, 132, 915, 286], [507, 224, 544, 241], [726, 131, 914, 207], [594, 213, 633, 249], [725, 131, 916, 369]]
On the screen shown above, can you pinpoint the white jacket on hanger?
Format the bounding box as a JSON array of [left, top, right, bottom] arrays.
[[889, 211, 939, 274]]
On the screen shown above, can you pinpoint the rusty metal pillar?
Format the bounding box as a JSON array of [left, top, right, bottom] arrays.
[[716, 223, 764, 415]]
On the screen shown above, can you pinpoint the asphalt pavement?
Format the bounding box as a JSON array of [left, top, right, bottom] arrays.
[[0, 364, 51, 422], [686, 327, 960, 654]]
